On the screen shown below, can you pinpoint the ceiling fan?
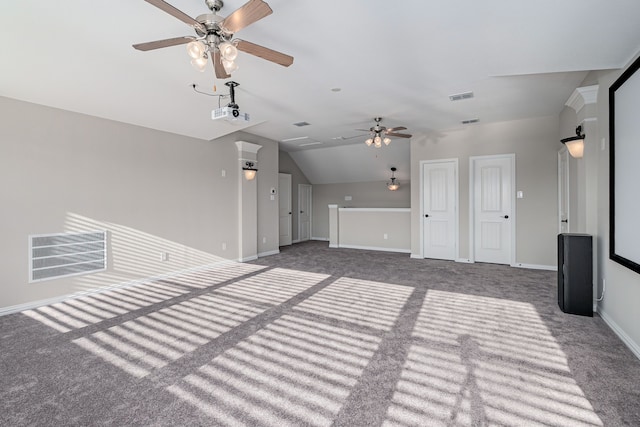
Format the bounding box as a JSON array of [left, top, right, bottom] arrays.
[[357, 117, 412, 148], [133, 0, 294, 79]]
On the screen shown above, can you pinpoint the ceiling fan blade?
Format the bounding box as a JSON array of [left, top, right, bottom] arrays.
[[132, 36, 195, 51], [386, 132, 412, 139], [386, 126, 407, 133], [236, 40, 293, 67], [143, 0, 206, 33], [212, 50, 231, 79], [355, 128, 372, 132], [220, 0, 273, 34]]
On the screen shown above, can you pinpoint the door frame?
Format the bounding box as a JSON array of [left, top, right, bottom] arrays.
[[278, 173, 292, 246], [558, 148, 570, 233], [469, 153, 516, 265], [419, 158, 459, 260], [298, 184, 312, 242]]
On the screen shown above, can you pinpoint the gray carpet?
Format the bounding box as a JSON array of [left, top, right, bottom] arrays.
[[1, 240, 639, 426]]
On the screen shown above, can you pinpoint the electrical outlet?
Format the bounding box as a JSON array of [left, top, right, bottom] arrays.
[[383, 233, 388, 240], [160, 252, 168, 262], [262, 237, 267, 244], [221, 169, 226, 177], [222, 242, 227, 250]]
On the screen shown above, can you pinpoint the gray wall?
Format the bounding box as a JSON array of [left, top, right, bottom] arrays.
[[0, 97, 278, 310], [279, 151, 310, 242], [312, 181, 411, 239], [410, 115, 560, 266], [590, 58, 640, 356]]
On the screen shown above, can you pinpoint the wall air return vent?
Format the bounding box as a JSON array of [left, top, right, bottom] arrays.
[[292, 121, 311, 127], [461, 118, 480, 124], [29, 231, 107, 282], [449, 91, 474, 101]]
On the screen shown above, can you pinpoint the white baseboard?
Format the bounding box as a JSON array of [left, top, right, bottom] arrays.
[[598, 307, 640, 361], [456, 258, 473, 264], [328, 244, 339, 248], [311, 237, 329, 241], [512, 262, 557, 271], [0, 260, 239, 317], [410, 254, 423, 259], [258, 249, 279, 258], [292, 239, 301, 244], [239, 255, 258, 262], [337, 244, 411, 254]]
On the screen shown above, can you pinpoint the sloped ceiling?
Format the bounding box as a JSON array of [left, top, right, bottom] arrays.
[[2, 1, 640, 183]]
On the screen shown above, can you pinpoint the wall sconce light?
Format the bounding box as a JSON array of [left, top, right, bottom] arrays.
[[561, 125, 585, 158], [387, 167, 400, 191], [243, 161, 257, 180]]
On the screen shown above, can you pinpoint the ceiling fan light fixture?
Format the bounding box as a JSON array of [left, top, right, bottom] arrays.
[[222, 58, 238, 73], [383, 137, 391, 145], [186, 40, 206, 59], [365, 138, 373, 146], [191, 54, 208, 72], [219, 41, 238, 61]]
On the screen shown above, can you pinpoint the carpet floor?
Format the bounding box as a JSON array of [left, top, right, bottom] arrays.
[[1, 240, 639, 426]]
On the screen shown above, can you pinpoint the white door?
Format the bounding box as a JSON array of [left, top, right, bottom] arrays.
[[558, 149, 570, 233], [422, 160, 458, 260], [278, 173, 292, 246], [298, 184, 312, 241], [472, 155, 514, 265]]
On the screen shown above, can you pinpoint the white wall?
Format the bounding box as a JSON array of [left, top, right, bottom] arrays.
[[337, 208, 411, 252], [0, 97, 278, 310], [592, 58, 640, 357], [410, 115, 560, 267], [312, 181, 411, 239]]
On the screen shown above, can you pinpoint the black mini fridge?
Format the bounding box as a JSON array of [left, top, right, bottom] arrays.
[[557, 233, 593, 316]]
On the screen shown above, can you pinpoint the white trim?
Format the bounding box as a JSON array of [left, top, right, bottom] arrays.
[[469, 154, 516, 266], [327, 204, 339, 208], [512, 263, 557, 271], [456, 258, 473, 264], [598, 307, 640, 361], [292, 239, 302, 244], [565, 85, 599, 113], [278, 173, 292, 247], [258, 249, 280, 257], [338, 207, 411, 213], [238, 255, 258, 262], [235, 141, 262, 154], [410, 253, 423, 259], [298, 184, 313, 242], [328, 244, 339, 248], [338, 244, 411, 254], [311, 237, 329, 241], [0, 260, 241, 317], [558, 148, 570, 233], [419, 158, 459, 261]]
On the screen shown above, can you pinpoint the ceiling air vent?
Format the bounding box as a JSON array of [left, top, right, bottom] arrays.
[[461, 118, 480, 124], [449, 91, 474, 101], [292, 121, 311, 127]]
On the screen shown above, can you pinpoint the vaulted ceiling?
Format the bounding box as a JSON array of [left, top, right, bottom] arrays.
[[2, 1, 640, 184]]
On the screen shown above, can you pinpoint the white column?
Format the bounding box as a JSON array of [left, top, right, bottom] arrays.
[[328, 204, 339, 248], [236, 141, 262, 261]]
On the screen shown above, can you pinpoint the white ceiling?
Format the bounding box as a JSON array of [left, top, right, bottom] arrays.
[[2, 1, 640, 184]]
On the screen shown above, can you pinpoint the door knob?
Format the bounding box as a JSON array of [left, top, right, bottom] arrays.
[[289, 212, 292, 215], [425, 214, 430, 217], [300, 210, 304, 213], [502, 215, 509, 219], [561, 219, 568, 223]]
